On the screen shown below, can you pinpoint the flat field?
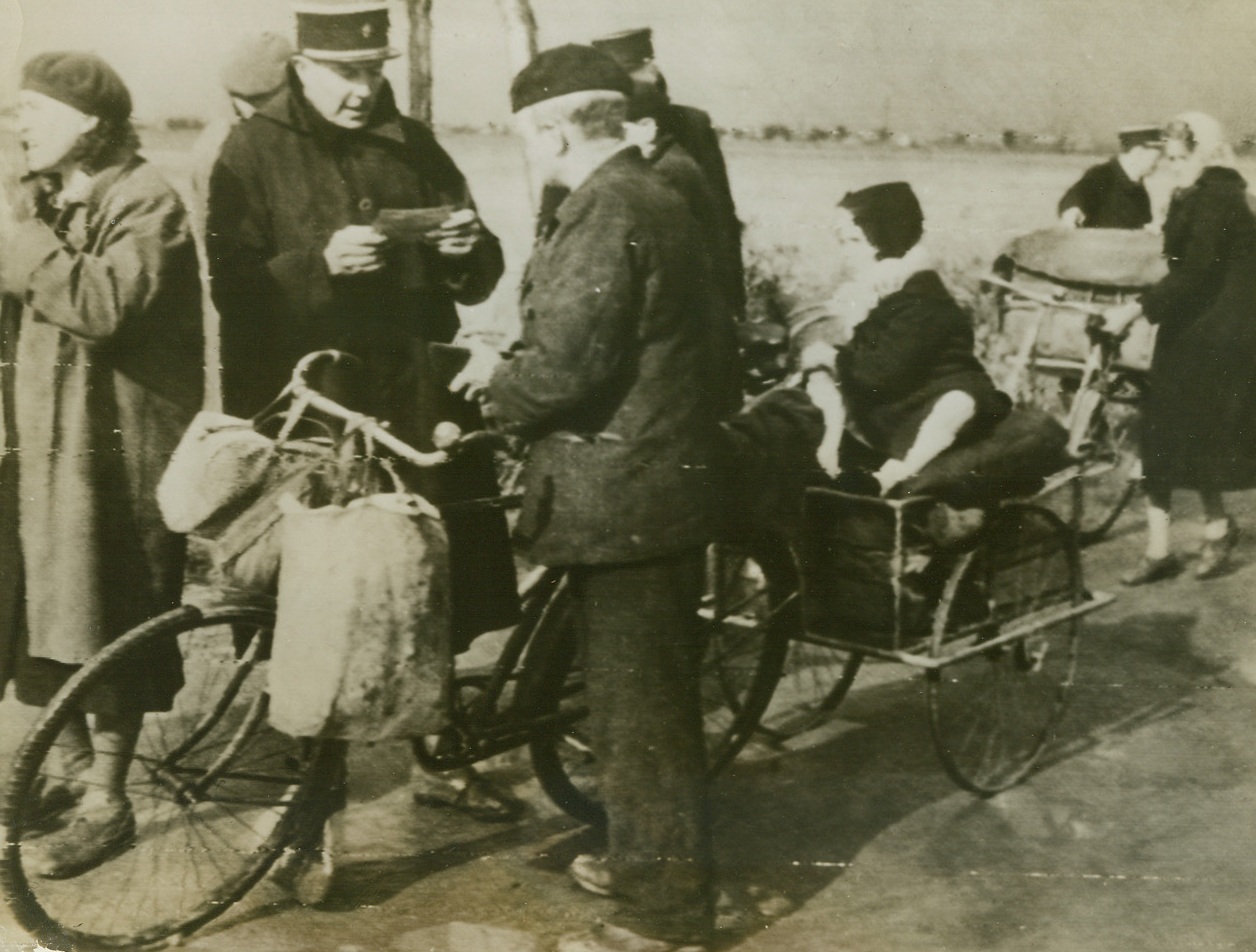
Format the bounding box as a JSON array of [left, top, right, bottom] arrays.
[[138, 126, 1256, 343]]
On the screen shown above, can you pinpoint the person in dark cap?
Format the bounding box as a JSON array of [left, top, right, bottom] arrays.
[[188, 32, 296, 411], [207, 1, 521, 839], [624, 85, 746, 370], [0, 51, 202, 878], [801, 182, 1010, 493], [189, 32, 295, 235], [1058, 126, 1164, 229], [591, 26, 744, 318], [451, 43, 731, 952]]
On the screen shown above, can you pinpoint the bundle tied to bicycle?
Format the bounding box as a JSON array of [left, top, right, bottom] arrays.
[[156, 351, 456, 743]]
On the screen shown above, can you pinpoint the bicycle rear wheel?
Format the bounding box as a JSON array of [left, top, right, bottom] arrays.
[[926, 504, 1082, 796], [1, 604, 335, 952], [529, 536, 795, 824]]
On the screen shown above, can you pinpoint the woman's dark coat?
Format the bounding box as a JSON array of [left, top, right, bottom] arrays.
[[837, 270, 1010, 460], [0, 153, 202, 673], [1139, 166, 1256, 490]]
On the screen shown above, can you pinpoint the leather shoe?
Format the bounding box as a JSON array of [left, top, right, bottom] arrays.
[[412, 768, 525, 823], [1197, 519, 1239, 580], [1121, 554, 1181, 587], [28, 799, 136, 879], [569, 852, 616, 897]]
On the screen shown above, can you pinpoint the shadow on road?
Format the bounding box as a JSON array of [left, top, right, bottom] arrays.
[[695, 606, 1227, 933]]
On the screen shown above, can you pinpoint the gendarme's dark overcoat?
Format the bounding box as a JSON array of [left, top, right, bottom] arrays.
[[207, 71, 505, 424], [0, 153, 202, 674], [652, 136, 745, 363], [485, 148, 732, 567], [1139, 165, 1256, 490], [208, 72, 516, 646]]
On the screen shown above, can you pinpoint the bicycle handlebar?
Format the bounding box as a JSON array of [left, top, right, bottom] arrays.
[[981, 275, 1108, 317], [283, 350, 467, 468]]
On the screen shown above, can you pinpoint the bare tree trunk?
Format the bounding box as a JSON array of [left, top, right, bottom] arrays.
[[495, 0, 540, 208], [495, 0, 539, 73], [406, 0, 435, 124]]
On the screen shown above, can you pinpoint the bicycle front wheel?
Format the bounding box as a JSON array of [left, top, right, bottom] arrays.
[[1, 604, 335, 952]]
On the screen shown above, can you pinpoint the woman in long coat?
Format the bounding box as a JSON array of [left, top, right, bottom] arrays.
[[1105, 113, 1256, 584], [0, 53, 202, 878]]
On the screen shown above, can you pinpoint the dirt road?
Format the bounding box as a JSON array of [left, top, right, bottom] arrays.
[[1, 491, 1255, 952]]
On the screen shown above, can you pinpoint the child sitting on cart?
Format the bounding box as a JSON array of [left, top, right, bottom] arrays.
[[802, 182, 1012, 496]]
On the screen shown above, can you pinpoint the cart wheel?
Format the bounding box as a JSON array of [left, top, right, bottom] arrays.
[[718, 536, 861, 740], [699, 537, 795, 770], [1, 604, 336, 952], [926, 504, 1082, 796], [529, 536, 795, 824], [758, 637, 863, 739], [1073, 389, 1141, 545]]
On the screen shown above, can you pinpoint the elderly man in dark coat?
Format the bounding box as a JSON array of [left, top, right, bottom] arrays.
[[0, 52, 202, 879], [452, 45, 731, 952], [540, 27, 744, 322]]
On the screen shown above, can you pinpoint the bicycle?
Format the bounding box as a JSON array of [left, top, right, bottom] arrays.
[[984, 226, 1163, 545], [987, 273, 1147, 545], [0, 355, 791, 952]]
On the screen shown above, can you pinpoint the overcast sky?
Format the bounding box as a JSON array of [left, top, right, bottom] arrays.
[[3, 0, 1255, 141]]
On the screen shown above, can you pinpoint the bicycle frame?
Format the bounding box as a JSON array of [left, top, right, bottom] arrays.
[[412, 566, 590, 770]]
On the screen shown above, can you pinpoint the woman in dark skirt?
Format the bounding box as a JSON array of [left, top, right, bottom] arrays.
[[0, 54, 201, 877], [1104, 113, 1256, 584]]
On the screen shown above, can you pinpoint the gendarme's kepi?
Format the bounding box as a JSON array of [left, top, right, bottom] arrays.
[[591, 28, 655, 72], [1117, 125, 1165, 150], [292, 1, 400, 62]]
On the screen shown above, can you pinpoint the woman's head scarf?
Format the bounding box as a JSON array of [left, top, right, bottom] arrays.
[[838, 182, 924, 260], [1164, 111, 1237, 169]]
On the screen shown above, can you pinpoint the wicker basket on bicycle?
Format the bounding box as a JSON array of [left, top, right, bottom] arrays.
[[991, 227, 1167, 372]]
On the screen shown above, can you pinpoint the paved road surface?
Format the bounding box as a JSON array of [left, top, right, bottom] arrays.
[[1, 491, 1255, 952]]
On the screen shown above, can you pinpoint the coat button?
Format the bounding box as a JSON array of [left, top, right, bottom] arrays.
[[358, 197, 375, 214]]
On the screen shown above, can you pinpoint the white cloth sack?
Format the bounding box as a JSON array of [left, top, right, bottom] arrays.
[[268, 491, 453, 741], [156, 411, 275, 533]]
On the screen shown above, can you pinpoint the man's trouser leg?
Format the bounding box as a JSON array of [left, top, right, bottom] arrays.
[[569, 548, 714, 944]]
